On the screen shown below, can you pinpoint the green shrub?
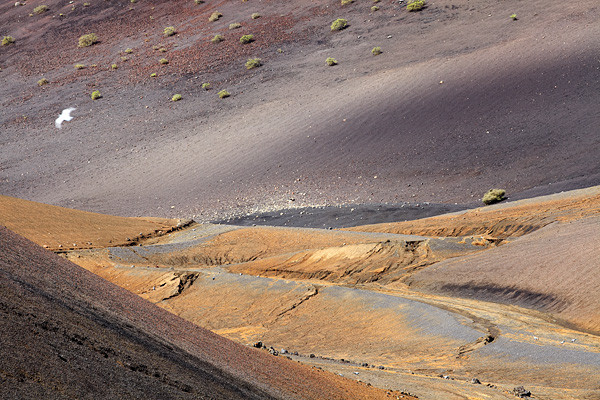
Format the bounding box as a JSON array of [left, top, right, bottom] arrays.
[[211, 34, 224, 43], [482, 189, 506, 205], [159, 48, 167, 52], [33, 5, 48, 14], [251, 12, 260, 19], [159, 58, 169, 64], [111, 63, 118, 69], [209, 11, 222, 22], [195, 0, 204, 4], [330, 18, 348, 31], [510, 13, 518, 20], [202, 82, 210, 90], [371, 46, 382, 55], [245, 57, 261, 69], [124, 48, 133, 54], [83, 2, 90, 6], [37, 78, 49, 86], [371, 5, 379, 11], [341, 0, 353, 4], [326, 57, 337, 66], [78, 33, 98, 47], [91, 90, 102, 100], [406, 0, 425, 11], [2, 36, 15, 46], [171, 94, 182, 102], [229, 22, 241, 29], [239, 34, 254, 44], [164, 26, 176, 37], [218, 89, 230, 98], [75, 64, 86, 69], [120, 56, 128, 61], [150, 72, 157, 77]]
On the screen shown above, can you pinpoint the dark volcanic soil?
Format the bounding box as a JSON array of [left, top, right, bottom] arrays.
[[1, 0, 599, 220]]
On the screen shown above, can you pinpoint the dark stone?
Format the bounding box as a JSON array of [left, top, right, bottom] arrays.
[[471, 378, 481, 384], [253, 341, 263, 348], [513, 386, 531, 398]]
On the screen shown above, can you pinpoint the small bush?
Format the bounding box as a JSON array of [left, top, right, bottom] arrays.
[[33, 5, 48, 14], [372, 0, 380, 2], [482, 189, 506, 205], [229, 22, 241, 30], [330, 18, 348, 31], [111, 64, 118, 69], [239, 34, 254, 44], [164, 26, 176, 37], [78, 33, 98, 47], [209, 12, 222, 22], [371, 46, 382, 55], [406, 0, 425, 11], [74, 64, 86, 69], [150, 72, 157, 77], [120, 56, 128, 61], [159, 58, 169, 64], [171, 94, 182, 102], [251, 12, 260, 19], [195, 0, 204, 4], [83, 2, 90, 6], [341, 0, 353, 5], [159, 48, 167, 52], [124, 48, 133, 54], [37, 78, 49, 86], [211, 34, 224, 43], [2, 36, 16, 46], [202, 82, 210, 90], [326, 57, 337, 66], [218, 89, 230, 98], [91, 90, 102, 100], [371, 5, 379, 11], [510, 13, 518, 20], [245, 57, 261, 69]]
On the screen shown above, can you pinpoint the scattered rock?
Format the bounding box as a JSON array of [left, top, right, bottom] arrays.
[[309, 353, 315, 358], [513, 386, 531, 398], [253, 341, 263, 348], [377, 365, 385, 370], [471, 378, 481, 384]]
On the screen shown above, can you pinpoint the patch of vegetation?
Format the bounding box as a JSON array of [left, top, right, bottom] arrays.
[[91, 90, 102, 100], [171, 94, 182, 102], [371, 46, 382, 55], [164, 26, 176, 37], [371, 5, 379, 11], [124, 48, 133, 54], [251, 13, 260, 19], [75, 64, 86, 69], [111, 63, 118, 69], [482, 189, 506, 205], [245, 57, 261, 69], [2, 36, 16, 46], [150, 72, 157, 77], [229, 22, 242, 30], [33, 5, 48, 14], [341, 0, 353, 4], [37, 78, 49, 86], [120, 56, 128, 62], [159, 58, 169, 64], [159, 48, 167, 52], [209, 12, 222, 22], [330, 18, 348, 31], [372, 0, 380, 2], [195, 0, 204, 4], [78, 33, 98, 47], [510, 13, 518, 20], [202, 82, 210, 90], [239, 34, 254, 44], [211, 34, 224, 43], [406, 0, 425, 11], [218, 89, 230, 98], [326, 57, 338, 66], [83, 2, 90, 6], [277, 48, 284, 53]]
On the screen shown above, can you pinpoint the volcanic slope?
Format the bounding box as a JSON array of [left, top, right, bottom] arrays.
[[57, 187, 600, 400], [1, 0, 599, 218], [0, 225, 405, 400]]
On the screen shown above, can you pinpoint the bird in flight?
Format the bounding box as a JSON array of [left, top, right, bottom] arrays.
[[55, 107, 76, 129]]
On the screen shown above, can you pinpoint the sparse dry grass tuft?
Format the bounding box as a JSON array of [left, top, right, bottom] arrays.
[[33, 5, 48, 14], [78, 33, 98, 47], [164, 26, 176, 37], [211, 34, 224, 43], [209, 12, 222, 22], [37, 78, 49, 86], [245, 58, 262, 69], [371, 46, 382, 55]]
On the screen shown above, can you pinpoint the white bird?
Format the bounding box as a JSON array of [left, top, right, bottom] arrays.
[[55, 107, 76, 129]]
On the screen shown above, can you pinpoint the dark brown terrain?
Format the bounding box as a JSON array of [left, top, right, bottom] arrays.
[[1, 0, 599, 220]]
